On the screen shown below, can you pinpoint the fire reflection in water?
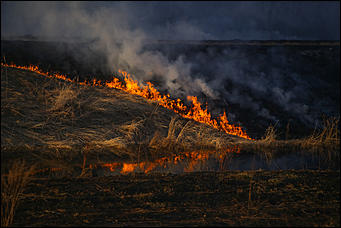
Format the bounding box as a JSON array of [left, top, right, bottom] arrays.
[[89, 146, 240, 175]]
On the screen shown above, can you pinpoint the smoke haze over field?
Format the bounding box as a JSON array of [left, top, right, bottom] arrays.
[[1, 1, 340, 132], [2, 1, 340, 40]]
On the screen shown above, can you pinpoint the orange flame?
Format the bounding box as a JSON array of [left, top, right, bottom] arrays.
[[1, 62, 252, 140]]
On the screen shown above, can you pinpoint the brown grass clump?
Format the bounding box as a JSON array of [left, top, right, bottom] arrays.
[[246, 117, 340, 158], [48, 83, 80, 114], [119, 118, 145, 143], [148, 116, 185, 155], [302, 117, 340, 147], [260, 123, 277, 143], [230, 116, 340, 165], [147, 115, 242, 157], [1, 160, 35, 227]]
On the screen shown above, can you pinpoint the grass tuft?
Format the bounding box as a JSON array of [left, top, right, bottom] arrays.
[[1, 160, 35, 227], [261, 123, 277, 142], [302, 116, 339, 146]]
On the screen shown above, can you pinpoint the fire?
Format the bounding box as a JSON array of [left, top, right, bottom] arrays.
[[1, 62, 252, 140], [121, 163, 139, 173]]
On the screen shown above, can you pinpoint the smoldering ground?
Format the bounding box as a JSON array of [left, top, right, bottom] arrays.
[[1, 2, 340, 137]]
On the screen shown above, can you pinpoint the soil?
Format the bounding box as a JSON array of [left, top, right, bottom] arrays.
[[2, 40, 339, 227], [13, 170, 340, 226]]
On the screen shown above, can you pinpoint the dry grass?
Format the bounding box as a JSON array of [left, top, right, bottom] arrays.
[[4, 65, 338, 173], [119, 118, 145, 142], [1, 66, 246, 171], [1, 160, 35, 227], [242, 117, 340, 159], [301, 117, 340, 147], [260, 124, 277, 142], [47, 83, 80, 116], [147, 115, 239, 157]]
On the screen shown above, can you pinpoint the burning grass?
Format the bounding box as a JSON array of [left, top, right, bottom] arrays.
[[1, 64, 340, 170], [1, 64, 246, 172], [1, 61, 339, 227], [1, 62, 252, 139]]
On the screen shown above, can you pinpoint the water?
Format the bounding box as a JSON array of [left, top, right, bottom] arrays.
[[90, 150, 339, 176]]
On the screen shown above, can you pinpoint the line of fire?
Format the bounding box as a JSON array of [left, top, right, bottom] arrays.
[[1, 62, 253, 140]]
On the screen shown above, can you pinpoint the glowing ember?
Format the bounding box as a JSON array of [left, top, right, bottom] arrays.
[[1, 62, 252, 140]]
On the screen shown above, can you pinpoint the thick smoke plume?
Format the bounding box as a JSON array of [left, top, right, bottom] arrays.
[[1, 2, 339, 131]]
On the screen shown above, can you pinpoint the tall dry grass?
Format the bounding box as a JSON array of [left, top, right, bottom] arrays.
[[302, 117, 339, 147], [260, 123, 278, 142], [48, 83, 79, 112], [249, 117, 340, 156], [148, 116, 191, 156], [1, 160, 35, 227]]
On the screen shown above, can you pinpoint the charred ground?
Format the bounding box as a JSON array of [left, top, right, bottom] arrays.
[[12, 171, 340, 227], [1, 40, 340, 227]]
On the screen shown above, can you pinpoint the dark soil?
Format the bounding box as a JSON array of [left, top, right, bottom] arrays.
[[13, 170, 340, 226], [2, 40, 339, 227]]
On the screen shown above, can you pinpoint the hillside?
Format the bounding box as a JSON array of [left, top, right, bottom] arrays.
[[2, 39, 339, 139], [1, 66, 247, 167], [1, 56, 339, 228]]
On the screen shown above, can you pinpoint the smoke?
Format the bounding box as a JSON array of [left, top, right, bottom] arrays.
[[1, 2, 339, 128]]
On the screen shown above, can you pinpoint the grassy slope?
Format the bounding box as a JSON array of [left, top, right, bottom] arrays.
[[1, 66, 247, 168], [1, 66, 339, 227]]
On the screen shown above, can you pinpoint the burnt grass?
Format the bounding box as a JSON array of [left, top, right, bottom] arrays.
[[13, 170, 340, 227], [2, 40, 340, 226]]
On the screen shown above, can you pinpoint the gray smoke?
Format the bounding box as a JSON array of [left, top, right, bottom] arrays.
[[1, 2, 339, 127]]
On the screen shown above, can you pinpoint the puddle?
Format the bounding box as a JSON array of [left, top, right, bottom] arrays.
[[35, 147, 339, 177], [89, 148, 339, 176]]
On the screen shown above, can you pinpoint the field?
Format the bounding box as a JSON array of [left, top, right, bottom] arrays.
[[10, 171, 340, 227], [1, 40, 340, 226]]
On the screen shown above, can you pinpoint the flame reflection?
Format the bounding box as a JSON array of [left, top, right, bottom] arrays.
[[89, 146, 240, 174]]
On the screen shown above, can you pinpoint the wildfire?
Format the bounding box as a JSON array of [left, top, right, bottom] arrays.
[[1, 62, 252, 140]]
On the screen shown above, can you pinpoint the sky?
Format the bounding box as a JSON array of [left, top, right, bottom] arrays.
[[1, 1, 340, 40]]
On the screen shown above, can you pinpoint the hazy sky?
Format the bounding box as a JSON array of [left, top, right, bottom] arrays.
[[2, 1, 340, 40]]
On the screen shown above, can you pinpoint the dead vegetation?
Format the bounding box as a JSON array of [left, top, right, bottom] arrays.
[[1, 60, 339, 227], [1, 66, 340, 173], [1, 160, 35, 227], [302, 116, 339, 146], [260, 116, 340, 149], [1, 66, 244, 171], [235, 116, 340, 164]]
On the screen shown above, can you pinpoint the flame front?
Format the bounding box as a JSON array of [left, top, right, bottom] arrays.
[[1, 62, 252, 140]]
